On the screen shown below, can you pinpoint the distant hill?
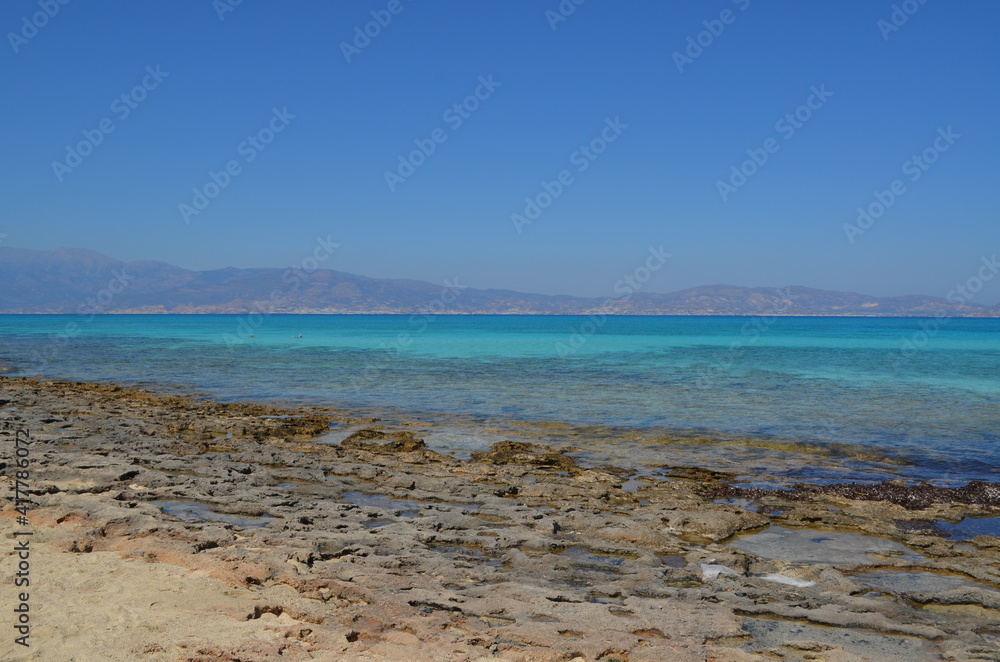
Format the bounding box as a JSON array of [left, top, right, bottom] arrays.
[[0, 247, 995, 317]]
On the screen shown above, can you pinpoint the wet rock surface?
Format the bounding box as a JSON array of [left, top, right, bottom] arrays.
[[709, 480, 1000, 511], [1, 376, 999, 661]]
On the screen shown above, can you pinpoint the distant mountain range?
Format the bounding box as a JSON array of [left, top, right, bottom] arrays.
[[0, 247, 997, 317]]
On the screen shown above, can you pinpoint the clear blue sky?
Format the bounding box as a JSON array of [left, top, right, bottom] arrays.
[[2, 0, 998, 302]]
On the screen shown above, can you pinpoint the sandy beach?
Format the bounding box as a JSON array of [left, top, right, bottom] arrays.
[[2, 375, 1000, 661]]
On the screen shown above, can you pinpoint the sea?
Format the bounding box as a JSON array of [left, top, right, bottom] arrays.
[[1, 314, 997, 486]]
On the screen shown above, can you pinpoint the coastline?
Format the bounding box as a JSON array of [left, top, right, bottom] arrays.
[[2, 312, 1000, 317], [2, 375, 1000, 661]]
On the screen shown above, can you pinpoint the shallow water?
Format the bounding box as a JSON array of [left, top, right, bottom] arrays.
[[557, 546, 627, 569], [1, 314, 997, 484], [342, 491, 422, 517], [731, 526, 924, 565], [938, 516, 1000, 541], [853, 569, 999, 596], [151, 499, 271, 528], [741, 617, 934, 661]]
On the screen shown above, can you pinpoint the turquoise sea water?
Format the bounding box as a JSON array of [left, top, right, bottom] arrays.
[[0, 314, 997, 485]]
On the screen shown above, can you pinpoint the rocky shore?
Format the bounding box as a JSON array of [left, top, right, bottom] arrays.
[[2, 376, 999, 661]]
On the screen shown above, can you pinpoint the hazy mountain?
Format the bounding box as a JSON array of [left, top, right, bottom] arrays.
[[0, 247, 995, 317]]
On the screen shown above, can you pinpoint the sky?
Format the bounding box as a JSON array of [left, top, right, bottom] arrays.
[[2, 0, 998, 302]]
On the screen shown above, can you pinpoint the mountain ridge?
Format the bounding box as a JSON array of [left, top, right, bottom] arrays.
[[0, 246, 996, 317]]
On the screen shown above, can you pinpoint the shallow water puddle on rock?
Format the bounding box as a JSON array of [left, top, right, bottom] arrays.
[[659, 554, 685, 568], [275, 480, 322, 490], [151, 500, 272, 528], [730, 526, 924, 564], [342, 491, 421, 516], [583, 590, 625, 605], [937, 516, 1000, 541], [542, 546, 630, 589], [620, 478, 647, 493], [713, 497, 759, 512], [852, 569, 1000, 596], [740, 617, 935, 661], [555, 545, 628, 569], [360, 519, 396, 529]]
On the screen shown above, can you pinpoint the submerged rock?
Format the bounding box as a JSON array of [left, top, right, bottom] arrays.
[[340, 428, 426, 453], [470, 440, 577, 470]]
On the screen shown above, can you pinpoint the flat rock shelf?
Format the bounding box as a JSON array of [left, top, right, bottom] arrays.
[[1, 375, 999, 661]]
